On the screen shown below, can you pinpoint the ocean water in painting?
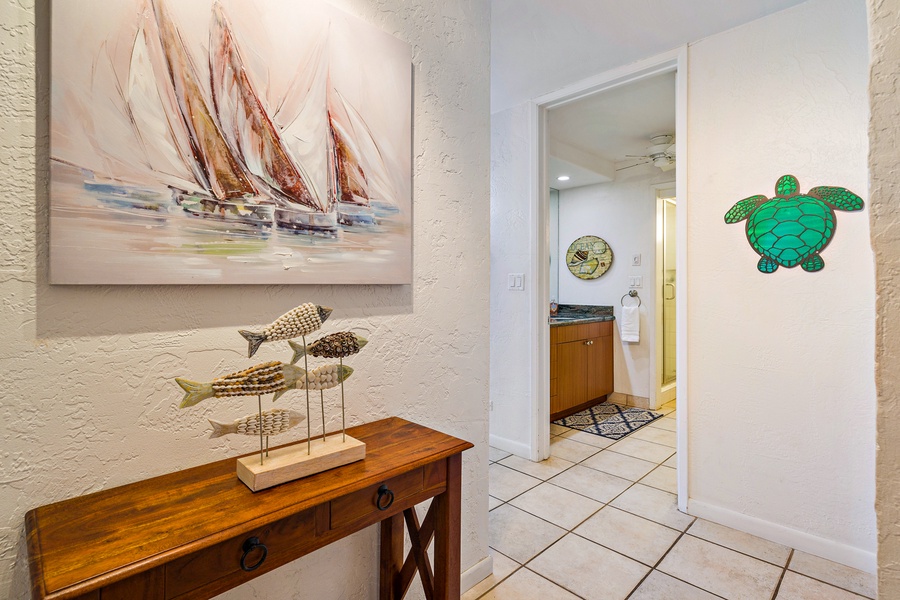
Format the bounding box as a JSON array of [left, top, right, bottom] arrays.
[[51, 162, 409, 284], [50, 0, 411, 284]]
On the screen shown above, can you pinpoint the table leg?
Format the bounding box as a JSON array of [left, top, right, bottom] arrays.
[[433, 454, 462, 600], [380, 513, 404, 600]]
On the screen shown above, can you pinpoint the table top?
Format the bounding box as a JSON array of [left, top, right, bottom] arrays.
[[26, 417, 472, 598]]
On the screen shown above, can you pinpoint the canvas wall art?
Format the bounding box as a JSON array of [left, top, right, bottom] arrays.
[[50, 0, 412, 284]]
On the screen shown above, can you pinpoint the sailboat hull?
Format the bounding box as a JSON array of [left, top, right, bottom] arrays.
[[172, 190, 274, 227], [336, 201, 377, 226], [275, 206, 339, 236]]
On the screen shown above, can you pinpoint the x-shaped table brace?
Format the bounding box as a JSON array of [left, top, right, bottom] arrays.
[[379, 454, 462, 599]]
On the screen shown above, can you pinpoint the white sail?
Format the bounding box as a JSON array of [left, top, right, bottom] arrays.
[[126, 25, 201, 192], [334, 90, 400, 208], [151, 0, 258, 200], [85, 42, 157, 184], [209, 2, 324, 212], [276, 36, 330, 210]]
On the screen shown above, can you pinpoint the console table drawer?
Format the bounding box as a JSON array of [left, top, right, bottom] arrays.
[[165, 508, 317, 598], [330, 468, 424, 529]]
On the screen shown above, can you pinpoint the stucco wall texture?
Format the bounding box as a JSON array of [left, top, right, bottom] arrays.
[[869, 0, 900, 595], [0, 1, 491, 598]]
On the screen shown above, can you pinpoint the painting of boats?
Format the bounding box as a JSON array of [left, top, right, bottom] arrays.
[[50, 0, 412, 284]]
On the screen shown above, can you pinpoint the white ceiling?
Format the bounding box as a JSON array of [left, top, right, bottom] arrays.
[[550, 71, 676, 161], [548, 71, 677, 189], [491, 0, 809, 113], [500, 1, 810, 189]]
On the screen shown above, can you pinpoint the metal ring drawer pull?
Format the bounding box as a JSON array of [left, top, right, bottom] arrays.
[[240, 537, 268, 572], [376, 484, 395, 511]]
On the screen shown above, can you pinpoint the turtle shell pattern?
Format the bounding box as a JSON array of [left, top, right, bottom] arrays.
[[746, 196, 835, 268]]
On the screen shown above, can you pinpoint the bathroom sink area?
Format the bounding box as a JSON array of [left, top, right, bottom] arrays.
[[548, 304, 615, 326]]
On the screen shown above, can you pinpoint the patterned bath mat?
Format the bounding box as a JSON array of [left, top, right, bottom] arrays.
[[554, 402, 663, 440]]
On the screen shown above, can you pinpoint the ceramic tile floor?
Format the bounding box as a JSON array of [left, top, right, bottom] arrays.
[[470, 402, 877, 600]]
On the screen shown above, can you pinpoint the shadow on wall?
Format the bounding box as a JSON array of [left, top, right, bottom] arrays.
[[32, 3, 413, 339]]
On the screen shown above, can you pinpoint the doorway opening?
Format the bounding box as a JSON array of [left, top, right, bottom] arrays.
[[530, 48, 688, 509]]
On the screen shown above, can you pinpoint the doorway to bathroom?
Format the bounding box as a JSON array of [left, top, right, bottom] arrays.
[[529, 48, 688, 508]]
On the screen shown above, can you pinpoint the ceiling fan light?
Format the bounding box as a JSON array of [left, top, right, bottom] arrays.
[[656, 157, 676, 172]]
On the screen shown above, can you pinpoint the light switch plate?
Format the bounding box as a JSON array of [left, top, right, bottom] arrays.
[[629, 276, 643, 288], [508, 273, 525, 291]]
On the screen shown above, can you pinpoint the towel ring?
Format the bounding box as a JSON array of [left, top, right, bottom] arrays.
[[621, 290, 641, 307]]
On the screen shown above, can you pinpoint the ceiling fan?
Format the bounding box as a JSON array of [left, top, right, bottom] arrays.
[[619, 134, 676, 172]]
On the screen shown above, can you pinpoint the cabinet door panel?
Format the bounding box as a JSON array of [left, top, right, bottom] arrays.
[[557, 340, 587, 410], [586, 336, 613, 400]]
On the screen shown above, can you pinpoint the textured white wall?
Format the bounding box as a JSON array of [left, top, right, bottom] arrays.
[[558, 169, 671, 400], [0, 0, 491, 598], [868, 0, 900, 593], [686, 0, 875, 569], [488, 104, 535, 456], [489, 0, 874, 572]]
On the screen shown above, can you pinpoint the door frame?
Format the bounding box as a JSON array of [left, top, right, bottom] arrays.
[[527, 46, 690, 510], [654, 186, 677, 407]]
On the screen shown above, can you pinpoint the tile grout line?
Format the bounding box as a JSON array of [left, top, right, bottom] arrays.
[[769, 549, 793, 600], [487, 421, 680, 598], [511, 428, 689, 595]]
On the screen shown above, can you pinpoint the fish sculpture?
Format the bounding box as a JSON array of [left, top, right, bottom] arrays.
[[175, 361, 305, 408], [289, 332, 368, 364], [276, 364, 354, 397], [239, 303, 334, 358], [208, 408, 306, 439]]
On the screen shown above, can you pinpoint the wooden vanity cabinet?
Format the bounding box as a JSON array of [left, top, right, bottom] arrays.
[[550, 321, 614, 420]]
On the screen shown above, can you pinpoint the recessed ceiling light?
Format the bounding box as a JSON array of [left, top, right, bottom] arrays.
[[557, 175, 570, 181]]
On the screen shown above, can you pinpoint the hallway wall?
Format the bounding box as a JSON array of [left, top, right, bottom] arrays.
[[868, 0, 900, 593], [489, 0, 875, 571], [685, 0, 874, 570], [0, 0, 492, 597]]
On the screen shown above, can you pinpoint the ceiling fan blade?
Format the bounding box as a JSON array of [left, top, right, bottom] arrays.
[[616, 160, 651, 171]]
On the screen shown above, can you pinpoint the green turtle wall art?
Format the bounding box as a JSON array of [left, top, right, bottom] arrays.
[[724, 175, 864, 273]]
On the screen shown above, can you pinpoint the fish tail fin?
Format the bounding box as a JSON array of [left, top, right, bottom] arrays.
[[208, 419, 229, 439], [176, 378, 214, 408], [273, 389, 288, 402], [239, 330, 266, 358], [289, 340, 306, 364]]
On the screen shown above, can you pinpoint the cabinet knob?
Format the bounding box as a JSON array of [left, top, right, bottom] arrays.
[[585, 340, 593, 346], [376, 484, 395, 511], [240, 537, 268, 572]]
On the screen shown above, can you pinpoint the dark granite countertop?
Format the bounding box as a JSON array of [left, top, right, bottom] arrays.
[[548, 304, 615, 327]]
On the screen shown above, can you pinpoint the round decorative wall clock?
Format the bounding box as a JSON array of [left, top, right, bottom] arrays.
[[566, 235, 613, 280]]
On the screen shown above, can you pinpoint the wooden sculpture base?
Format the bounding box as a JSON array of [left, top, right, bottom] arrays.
[[237, 435, 366, 492]]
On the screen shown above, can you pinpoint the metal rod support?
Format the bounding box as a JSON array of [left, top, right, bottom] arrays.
[[303, 335, 311, 455], [258, 395, 264, 466]]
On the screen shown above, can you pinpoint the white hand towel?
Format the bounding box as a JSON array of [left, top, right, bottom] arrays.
[[620, 306, 640, 343]]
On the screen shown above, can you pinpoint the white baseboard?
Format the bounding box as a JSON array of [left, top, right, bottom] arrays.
[[461, 555, 494, 593], [488, 434, 532, 459], [687, 499, 876, 574]]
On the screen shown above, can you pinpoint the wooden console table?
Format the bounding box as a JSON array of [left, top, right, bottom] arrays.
[[26, 417, 473, 600]]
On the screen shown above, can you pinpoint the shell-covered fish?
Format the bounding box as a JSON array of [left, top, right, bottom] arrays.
[[289, 332, 368, 364], [274, 364, 353, 399], [208, 408, 306, 439], [239, 303, 334, 358], [175, 361, 305, 408]]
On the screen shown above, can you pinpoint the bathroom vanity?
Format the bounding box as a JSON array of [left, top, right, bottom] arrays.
[[550, 309, 615, 420]]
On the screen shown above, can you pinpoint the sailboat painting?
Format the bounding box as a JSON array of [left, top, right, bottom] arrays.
[[50, 0, 412, 284]]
